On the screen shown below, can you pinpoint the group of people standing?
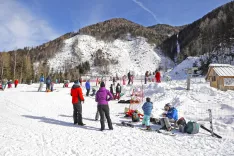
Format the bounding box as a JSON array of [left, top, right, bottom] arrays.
[[71, 80, 113, 131], [145, 70, 161, 84], [38, 74, 55, 92], [0, 79, 19, 91]]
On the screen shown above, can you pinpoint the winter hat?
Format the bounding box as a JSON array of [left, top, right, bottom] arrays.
[[165, 103, 172, 107], [74, 80, 80, 86], [146, 97, 151, 102], [100, 81, 105, 87]]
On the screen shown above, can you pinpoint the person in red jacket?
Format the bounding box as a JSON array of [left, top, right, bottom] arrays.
[[14, 79, 19, 88], [155, 70, 161, 83], [70, 80, 85, 126]]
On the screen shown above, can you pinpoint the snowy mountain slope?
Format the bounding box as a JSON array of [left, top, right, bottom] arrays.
[[46, 35, 174, 76], [0, 80, 234, 156]]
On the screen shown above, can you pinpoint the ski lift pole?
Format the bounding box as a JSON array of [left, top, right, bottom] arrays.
[[208, 109, 214, 137]]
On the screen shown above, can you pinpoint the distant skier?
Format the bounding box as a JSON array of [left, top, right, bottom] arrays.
[[128, 71, 131, 85], [115, 83, 121, 100], [145, 71, 149, 84], [7, 80, 12, 88], [38, 74, 44, 92], [85, 79, 91, 96], [51, 81, 54, 92], [95, 82, 113, 131], [122, 75, 126, 85], [70, 81, 85, 126], [130, 75, 134, 84], [113, 77, 116, 88], [142, 97, 153, 130], [46, 76, 51, 91], [79, 77, 82, 86], [155, 70, 161, 83], [2, 79, 7, 91], [14, 79, 19, 88], [110, 84, 114, 97]]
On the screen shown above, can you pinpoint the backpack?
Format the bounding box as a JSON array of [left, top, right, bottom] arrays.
[[184, 121, 200, 134], [132, 112, 140, 122]]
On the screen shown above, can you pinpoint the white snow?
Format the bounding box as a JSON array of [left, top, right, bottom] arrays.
[[169, 57, 201, 80], [46, 35, 173, 76], [1, 79, 234, 156]]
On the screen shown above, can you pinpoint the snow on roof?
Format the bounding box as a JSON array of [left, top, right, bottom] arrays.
[[213, 66, 234, 77], [209, 64, 233, 67]]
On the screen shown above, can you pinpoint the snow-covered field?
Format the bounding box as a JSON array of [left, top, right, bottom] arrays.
[[44, 35, 173, 76], [1, 79, 234, 156]]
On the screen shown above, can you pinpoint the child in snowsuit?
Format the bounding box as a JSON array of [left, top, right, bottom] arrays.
[[142, 97, 153, 130]]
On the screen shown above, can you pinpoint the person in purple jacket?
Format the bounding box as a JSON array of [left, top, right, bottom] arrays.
[[95, 82, 113, 131]]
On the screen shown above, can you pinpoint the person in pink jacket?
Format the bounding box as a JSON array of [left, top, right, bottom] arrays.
[[95, 82, 113, 131]]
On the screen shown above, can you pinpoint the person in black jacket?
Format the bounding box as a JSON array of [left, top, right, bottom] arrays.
[[110, 84, 114, 97], [128, 72, 131, 85], [115, 83, 121, 100]]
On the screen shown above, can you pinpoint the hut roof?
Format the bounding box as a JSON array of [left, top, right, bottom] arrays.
[[213, 66, 234, 77]]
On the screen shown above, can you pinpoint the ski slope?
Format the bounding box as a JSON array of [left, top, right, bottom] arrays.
[[0, 80, 234, 156]]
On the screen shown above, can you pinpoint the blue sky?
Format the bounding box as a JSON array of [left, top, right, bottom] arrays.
[[0, 0, 232, 51]]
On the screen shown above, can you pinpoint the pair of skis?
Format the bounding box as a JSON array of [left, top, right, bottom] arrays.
[[116, 121, 176, 136]]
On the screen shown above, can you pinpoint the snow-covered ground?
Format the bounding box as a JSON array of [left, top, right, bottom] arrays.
[[1, 79, 234, 156], [44, 35, 173, 76]]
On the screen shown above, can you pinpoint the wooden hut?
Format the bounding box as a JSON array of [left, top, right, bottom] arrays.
[[205, 64, 234, 91]]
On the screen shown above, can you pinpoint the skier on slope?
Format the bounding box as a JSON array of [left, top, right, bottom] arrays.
[[70, 80, 85, 126], [95, 82, 113, 131], [142, 97, 153, 130], [160, 103, 178, 131]]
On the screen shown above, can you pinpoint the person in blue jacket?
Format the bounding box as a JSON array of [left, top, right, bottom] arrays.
[[85, 79, 91, 96], [160, 103, 178, 131], [163, 103, 178, 121], [38, 74, 44, 92], [142, 97, 153, 130]]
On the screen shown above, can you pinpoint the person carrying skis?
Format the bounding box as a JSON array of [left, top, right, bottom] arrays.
[[115, 83, 121, 100], [45, 76, 51, 91], [160, 103, 178, 131], [142, 97, 153, 130], [70, 80, 85, 126], [14, 79, 19, 88], [95, 82, 113, 131], [85, 79, 91, 96], [128, 71, 131, 85], [155, 70, 161, 83]]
